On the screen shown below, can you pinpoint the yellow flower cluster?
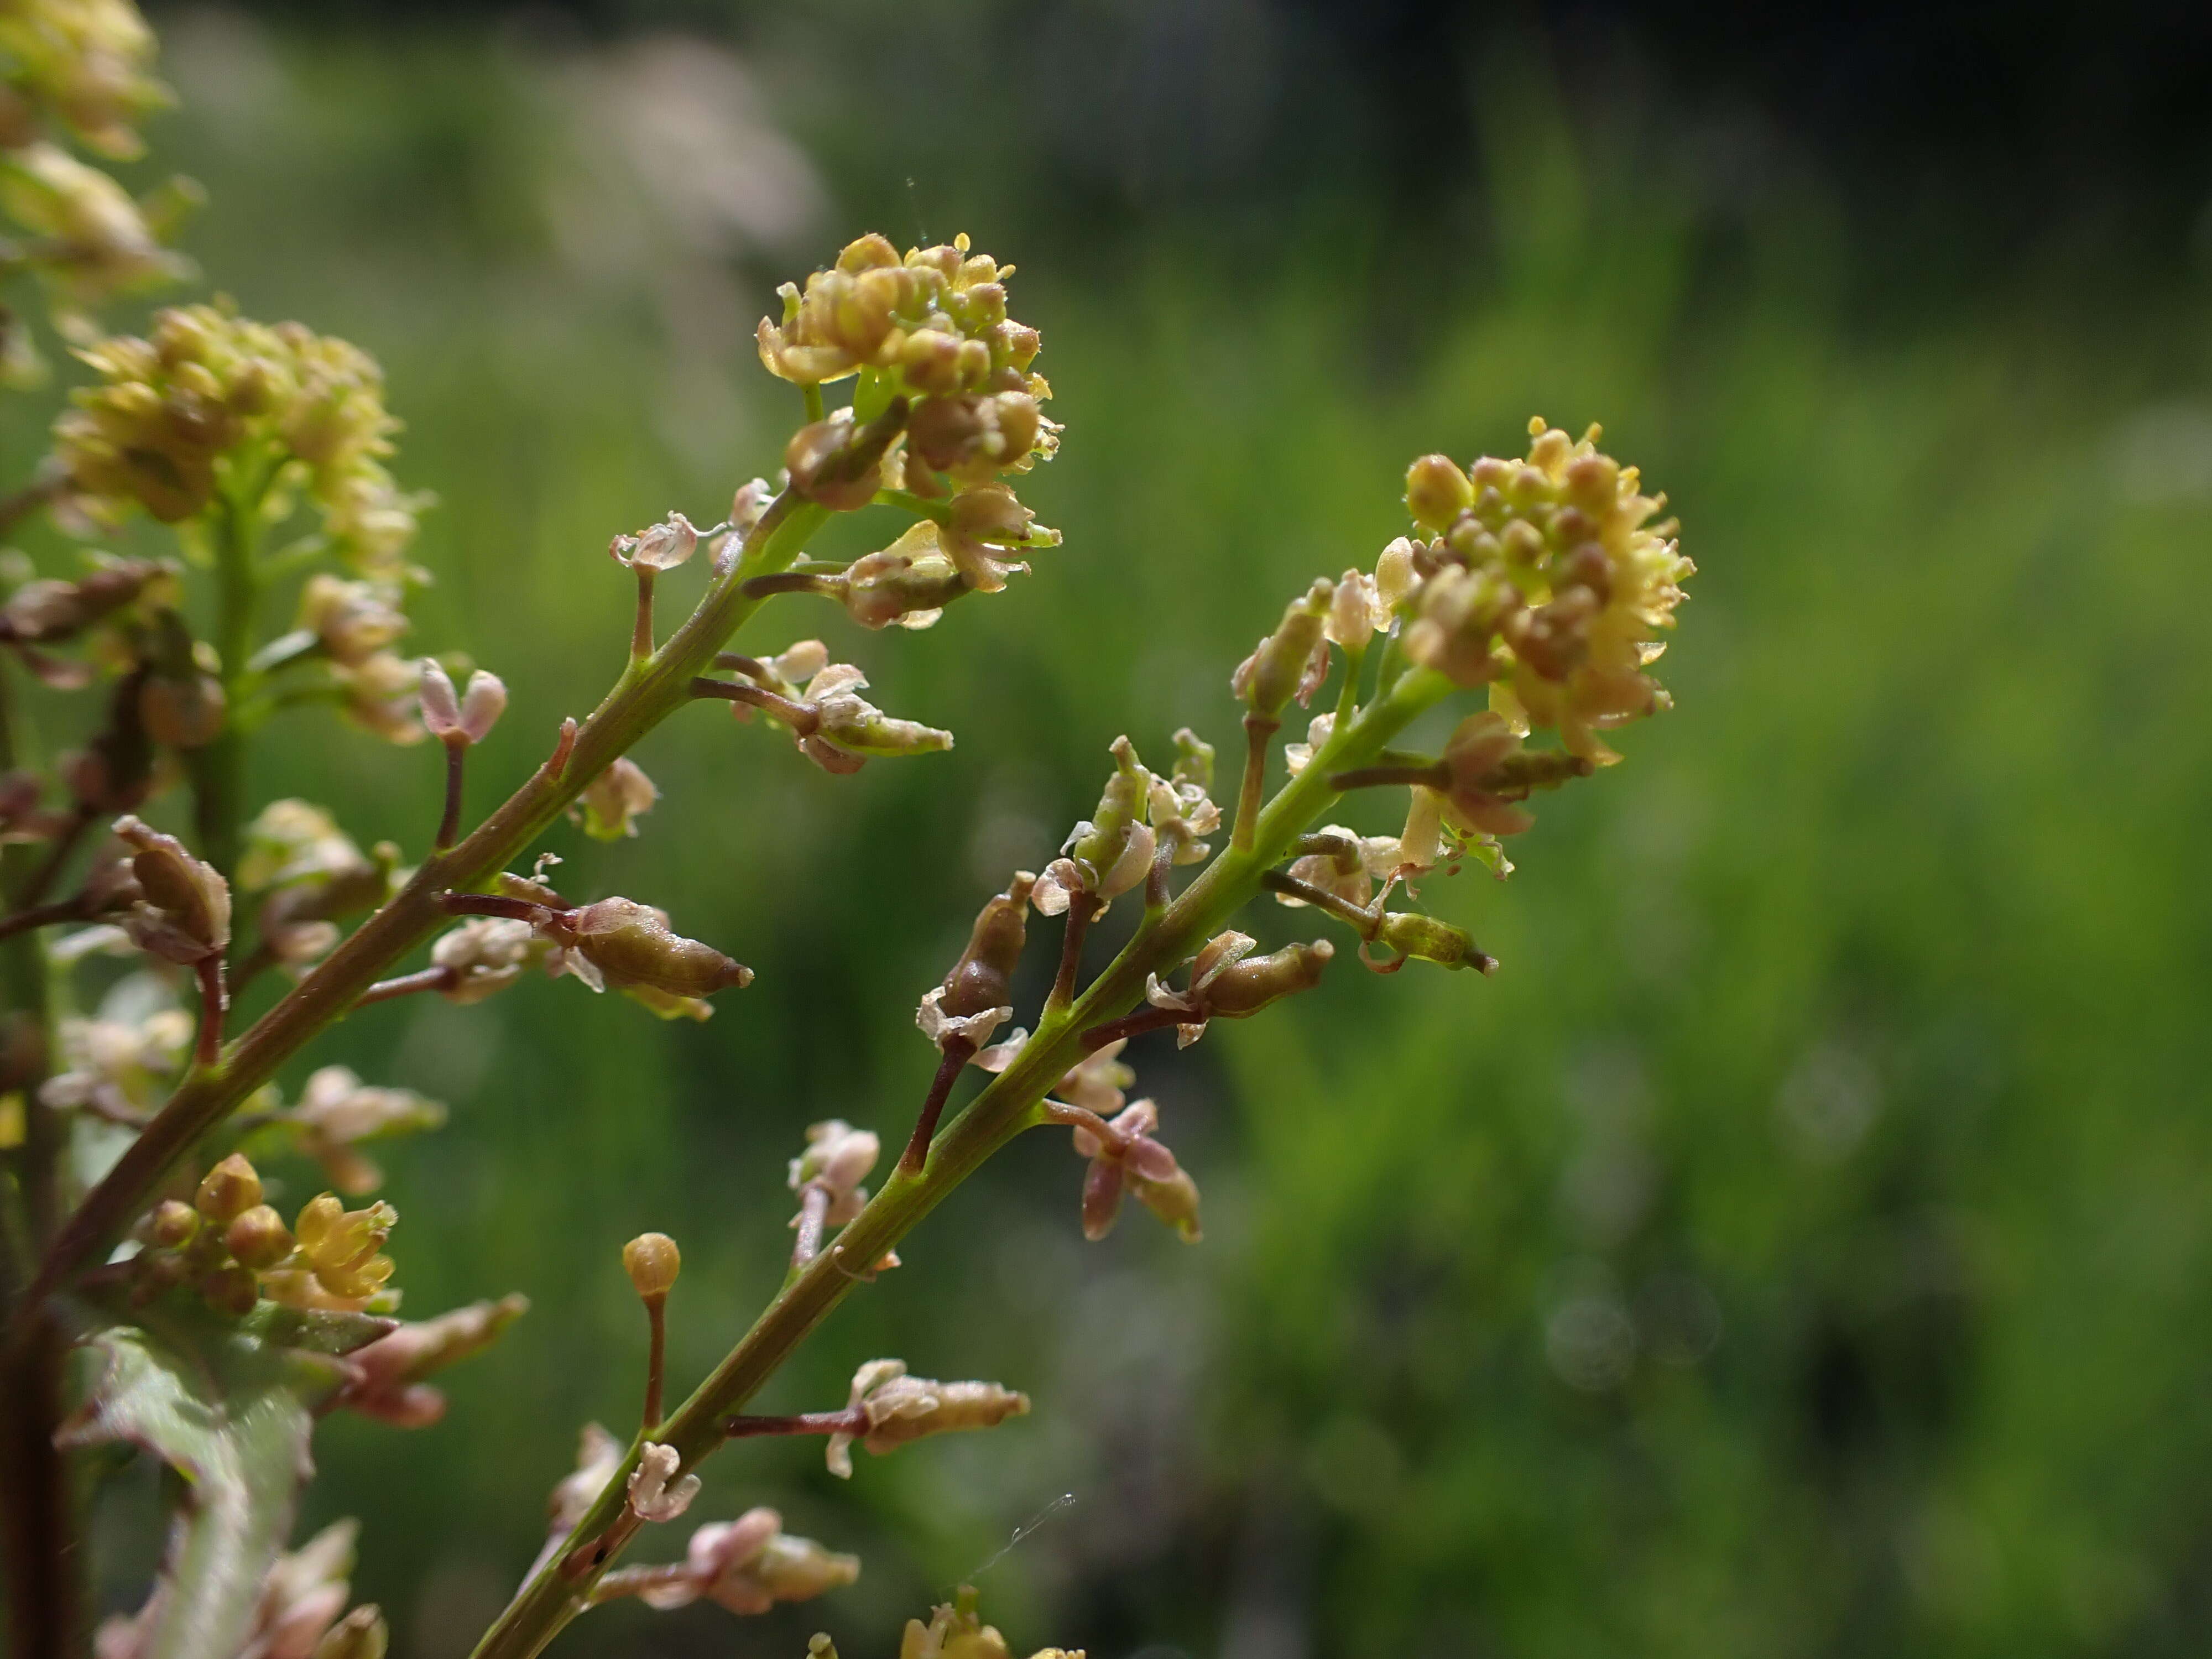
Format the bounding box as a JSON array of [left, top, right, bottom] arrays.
[[0, 0, 168, 159], [1401, 418, 1694, 764], [759, 232, 1056, 489], [135, 1151, 401, 1316], [56, 302, 424, 577]]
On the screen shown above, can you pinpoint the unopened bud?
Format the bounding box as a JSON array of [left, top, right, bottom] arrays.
[[113, 815, 229, 962], [418, 659, 460, 736], [576, 758, 658, 841], [139, 672, 227, 748], [199, 1262, 258, 1317], [195, 1152, 262, 1223], [457, 671, 506, 743], [1405, 453, 1474, 531], [225, 1203, 296, 1269], [623, 1232, 681, 1300], [148, 1198, 199, 1247], [1234, 581, 1333, 718]]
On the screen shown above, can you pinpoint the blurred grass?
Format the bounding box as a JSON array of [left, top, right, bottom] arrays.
[[7, 9, 2212, 1657]]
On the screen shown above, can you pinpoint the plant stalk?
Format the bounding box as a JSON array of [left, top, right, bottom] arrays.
[[13, 492, 831, 1326], [465, 662, 1453, 1659]]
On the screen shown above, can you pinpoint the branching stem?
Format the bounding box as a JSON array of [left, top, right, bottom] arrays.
[[641, 1295, 667, 1431], [356, 966, 457, 1008], [1232, 713, 1277, 851], [468, 661, 1456, 1659]]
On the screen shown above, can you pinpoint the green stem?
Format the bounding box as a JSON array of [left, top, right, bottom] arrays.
[[13, 491, 831, 1325], [0, 660, 86, 1659], [465, 662, 1454, 1659]]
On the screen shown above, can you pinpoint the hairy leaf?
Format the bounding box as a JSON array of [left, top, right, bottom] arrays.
[[59, 1310, 356, 1659]]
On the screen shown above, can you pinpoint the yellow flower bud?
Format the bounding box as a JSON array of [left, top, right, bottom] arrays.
[[147, 1198, 199, 1248], [623, 1232, 681, 1301], [1405, 452, 1474, 531], [225, 1203, 296, 1270], [194, 1152, 261, 1223]]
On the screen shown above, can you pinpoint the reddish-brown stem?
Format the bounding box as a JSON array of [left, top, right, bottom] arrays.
[[544, 717, 579, 780], [439, 892, 556, 925], [641, 1295, 667, 1431], [436, 736, 467, 852], [1328, 760, 1448, 792], [356, 965, 457, 1008], [193, 956, 227, 1066], [688, 676, 815, 733], [1233, 713, 1279, 851], [712, 652, 770, 681], [737, 571, 827, 600], [900, 1037, 975, 1174], [0, 473, 61, 538], [1047, 892, 1096, 1013], [0, 1310, 80, 1657], [630, 569, 655, 660], [789, 1183, 830, 1271], [1079, 1005, 1187, 1051], [1039, 1098, 1118, 1143], [721, 1407, 868, 1439], [1259, 868, 1380, 935], [0, 894, 87, 943], [14, 807, 93, 914]]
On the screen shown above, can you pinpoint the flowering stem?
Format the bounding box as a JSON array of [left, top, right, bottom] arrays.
[[190, 485, 264, 885], [192, 957, 227, 1067], [355, 965, 457, 1008], [899, 1038, 974, 1175], [462, 662, 1459, 1659], [436, 737, 467, 852], [14, 488, 833, 1324]]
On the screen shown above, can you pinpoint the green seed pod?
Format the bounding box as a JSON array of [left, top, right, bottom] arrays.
[[1196, 939, 1334, 1019], [1236, 581, 1333, 719], [567, 898, 754, 999]]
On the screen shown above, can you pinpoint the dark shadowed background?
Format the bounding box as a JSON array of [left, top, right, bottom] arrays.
[[7, 2, 2212, 1655]]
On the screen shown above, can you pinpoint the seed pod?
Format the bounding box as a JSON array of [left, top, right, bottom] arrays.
[[1196, 939, 1334, 1019], [937, 874, 1036, 1021], [566, 898, 753, 999]]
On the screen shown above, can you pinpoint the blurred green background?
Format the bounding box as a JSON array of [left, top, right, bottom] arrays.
[[7, 2, 2212, 1655]]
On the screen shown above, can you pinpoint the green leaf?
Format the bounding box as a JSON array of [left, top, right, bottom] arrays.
[[59, 1308, 354, 1659]]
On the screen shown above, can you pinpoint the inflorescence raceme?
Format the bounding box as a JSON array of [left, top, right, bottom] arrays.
[[0, 151, 1693, 1659]]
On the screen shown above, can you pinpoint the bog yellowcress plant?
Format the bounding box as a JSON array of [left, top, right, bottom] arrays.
[[0, 6, 1695, 1657]]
